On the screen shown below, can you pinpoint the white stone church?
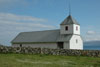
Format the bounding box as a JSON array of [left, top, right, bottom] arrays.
[[11, 15, 83, 50]]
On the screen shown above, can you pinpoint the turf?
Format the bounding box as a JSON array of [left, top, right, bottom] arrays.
[[0, 54, 100, 67]]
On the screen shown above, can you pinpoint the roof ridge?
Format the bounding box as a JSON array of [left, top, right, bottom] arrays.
[[21, 29, 60, 33]]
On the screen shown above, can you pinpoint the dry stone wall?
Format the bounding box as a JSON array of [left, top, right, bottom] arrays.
[[0, 46, 100, 57]]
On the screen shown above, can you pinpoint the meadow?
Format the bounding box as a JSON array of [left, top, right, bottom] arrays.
[[0, 54, 100, 67]]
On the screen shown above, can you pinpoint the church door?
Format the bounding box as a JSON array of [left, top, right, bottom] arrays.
[[57, 42, 63, 49], [20, 44, 22, 47]]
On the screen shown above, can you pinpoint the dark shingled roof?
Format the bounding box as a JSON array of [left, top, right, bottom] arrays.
[[60, 15, 80, 25], [11, 29, 72, 43]]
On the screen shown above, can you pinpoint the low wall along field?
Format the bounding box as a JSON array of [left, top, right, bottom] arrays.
[[0, 46, 100, 57]]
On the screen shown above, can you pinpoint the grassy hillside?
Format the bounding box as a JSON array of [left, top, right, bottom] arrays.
[[0, 54, 100, 67]]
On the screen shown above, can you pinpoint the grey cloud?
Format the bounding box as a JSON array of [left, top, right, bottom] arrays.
[[84, 30, 100, 42], [0, 13, 47, 22], [86, 30, 96, 35]]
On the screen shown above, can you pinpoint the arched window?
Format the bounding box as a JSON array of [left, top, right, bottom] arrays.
[[76, 26, 78, 31], [76, 39, 78, 43], [65, 26, 68, 31]]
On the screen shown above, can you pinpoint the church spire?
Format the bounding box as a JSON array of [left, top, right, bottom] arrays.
[[69, 0, 71, 15]]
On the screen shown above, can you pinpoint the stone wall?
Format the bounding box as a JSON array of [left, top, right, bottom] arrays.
[[0, 46, 100, 57]]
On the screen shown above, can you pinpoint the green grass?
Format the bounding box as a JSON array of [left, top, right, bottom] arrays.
[[0, 54, 100, 67]]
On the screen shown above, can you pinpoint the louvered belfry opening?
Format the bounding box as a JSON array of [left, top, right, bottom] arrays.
[[57, 42, 63, 49]]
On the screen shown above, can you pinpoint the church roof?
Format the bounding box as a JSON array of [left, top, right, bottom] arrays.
[[11, 29, 72, 44], [60, 15, 80, 25]]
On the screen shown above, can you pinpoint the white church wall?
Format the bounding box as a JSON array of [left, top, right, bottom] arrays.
[[12, 43, 57, 49], [60, 25, 73, 34], [70, 35, 83, 50], [60, 24, 80, 35], [73, 24, 80, 35]]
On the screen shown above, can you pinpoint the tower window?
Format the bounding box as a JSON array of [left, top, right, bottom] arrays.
[[76, 39, 78, 43], [65, 26, 68, 31], [76, 26, 78, 31]]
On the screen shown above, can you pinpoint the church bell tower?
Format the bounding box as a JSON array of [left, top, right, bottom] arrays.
[[60, 15, 80, 35], [60, 15, 83, 50]]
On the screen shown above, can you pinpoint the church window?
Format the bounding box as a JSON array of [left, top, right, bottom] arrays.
[[65, 26, 68, 31], [76, 26, 78, 31], [76, 39, 78, 43]]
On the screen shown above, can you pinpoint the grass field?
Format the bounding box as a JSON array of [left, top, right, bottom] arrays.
[[0, 54, 100, 67]]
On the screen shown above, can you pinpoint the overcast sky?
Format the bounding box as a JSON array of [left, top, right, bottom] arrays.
[[0, 0, 100, 46]]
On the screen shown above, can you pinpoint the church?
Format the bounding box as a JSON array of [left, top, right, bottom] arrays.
[[11, 15, 83, 50]]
